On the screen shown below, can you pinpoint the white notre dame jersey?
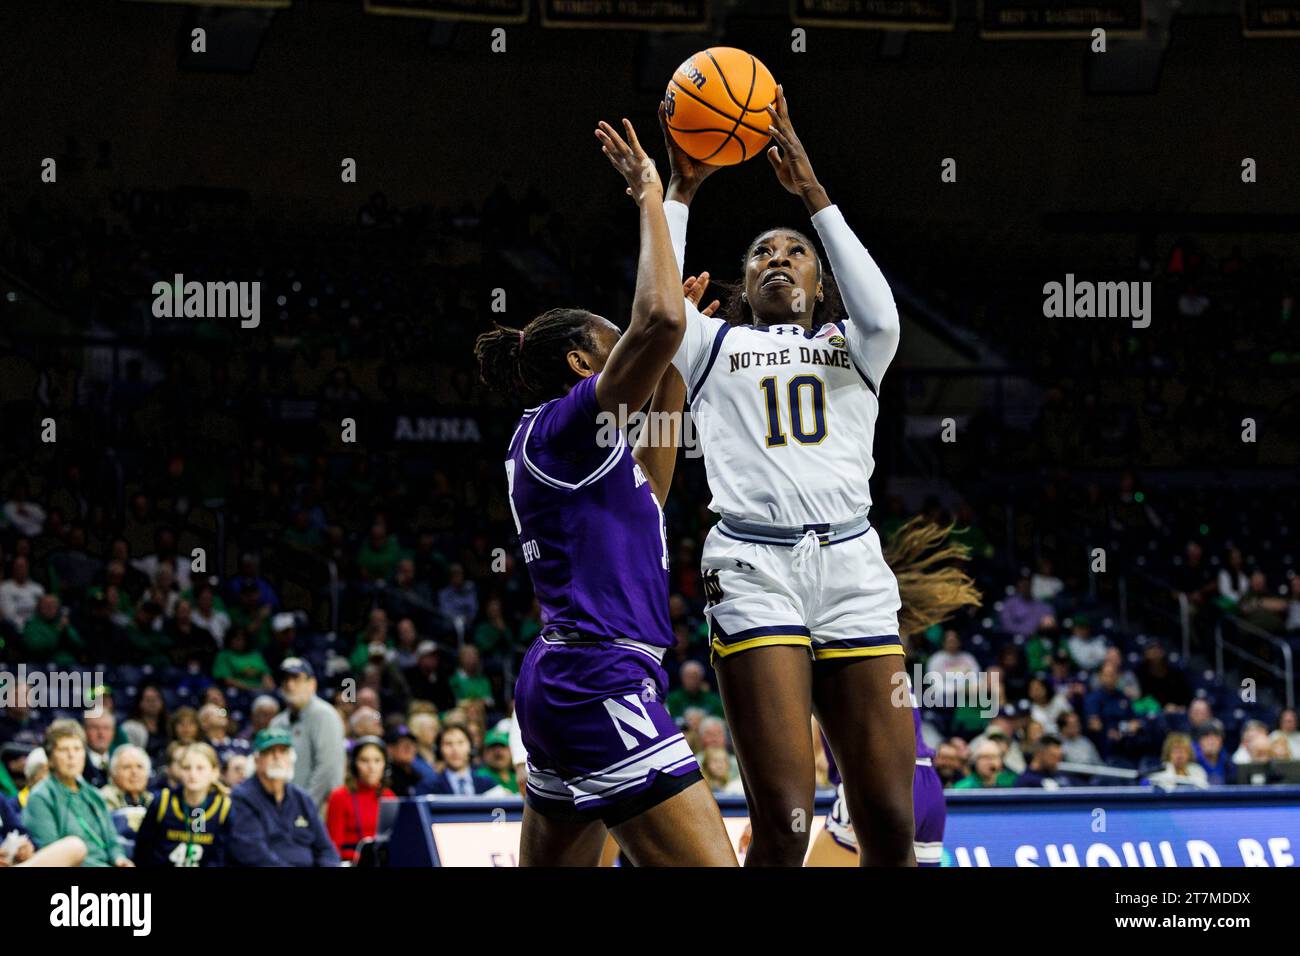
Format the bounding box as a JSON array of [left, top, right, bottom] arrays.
[[665, 200, 901, 527]]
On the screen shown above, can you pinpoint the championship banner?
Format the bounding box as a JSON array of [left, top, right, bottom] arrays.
[[979, 0, 1144, 38], [1242, 0, 1300, 36], [363, 0, 528, 23], [540, 0, 708, 31], [790, 0, 955, 31]]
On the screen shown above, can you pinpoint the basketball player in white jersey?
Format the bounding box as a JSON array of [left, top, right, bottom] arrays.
[[656, 88, 914, 866]]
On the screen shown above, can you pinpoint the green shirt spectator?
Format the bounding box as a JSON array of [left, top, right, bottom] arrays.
[[125, 602, 172, 668], [357, 523, 405, 582], [22, 594, 84, 666], [666, 661, 724, 719], [23, 720, 129, 867], [213, 628, 272, 691], [450, 646, 493, 705], [951, 741, 1018, 789]]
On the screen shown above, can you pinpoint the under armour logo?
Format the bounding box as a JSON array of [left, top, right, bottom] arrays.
[[734, 560, 755, 571], [640, 679, 657, 703]]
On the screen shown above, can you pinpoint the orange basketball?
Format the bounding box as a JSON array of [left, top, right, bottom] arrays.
[[664, 47, 777, 166]]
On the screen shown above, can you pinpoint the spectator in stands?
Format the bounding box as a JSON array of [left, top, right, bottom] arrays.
[[666, 661, 724, 719], [0, 799, 86, 868], [357, 518, 403, 584], [1237, 571, 1288, 633], [1084, 661, 1134, 746], [420, 724, 495, 795], [269, 658, 345, 809], [238, 695, 280, 743], [1277, 708, 1300, 758], [932, 741, 965, 788], [348, 706, 384, 740], [22, 593, 83, 666], [1066, 615, 1108, 671], [190, 581, 231, 646], [212, 625, 274, 692], [81, 712, 115, 789], [408, 711, 440, 769], [121, 683, 169, 765], [478, 728, 519, 795], [404, 640, 455, 711], [472, 597, 516, 662], [1193, 721, 1231, 786], [133, 742, 233, 867], [971, 716, 1026, 775], [1015, 735, 1069, 789], [264, 612, 304, 673], [1232, 720, 1271, 765], [1186, 697, 1214, 733], [3, 484, 46, 537], [125, 600, 170, 668], [1146, 733, 1208, 789], [222, 753, 251, 790], [326, 736, 394, 864], [225, 554, 280, 615], [1000, 574, 1053, 636], [229, 583, 273, 650], [951, 739, 1016, 789], [1172, 541, 1216, 610], [22, 720, 131, 866], [1092, 646, 1140, 698], [1216, 546, 1250, 606], [925, 630, 980, 696], [1030, 557, 1064, 603], [1286, 577, 1300, 633], [384, 725, 437, 796], [1027, 675, 1072, 734], [199, 703, 248, 765], [229, 728, 339, 867], [1135, 641, 1191, 710], [170, 707, 201, 747], [1057, 711, 1101, 766], [700, 746, 741, 793], [132, 527, 191, 593], [437, 563, 478, 639], [1, 555, 45, 633], [448, 644, 492, 708]]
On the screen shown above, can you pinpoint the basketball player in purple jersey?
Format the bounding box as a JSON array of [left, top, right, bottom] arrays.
[[807, 692, 946, 867], [473, 118, 735, 866]]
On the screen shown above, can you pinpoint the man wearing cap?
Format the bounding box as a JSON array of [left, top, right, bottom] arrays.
[[270, 658, 345, 809], [384, 726, 439, 796], [264, 612, 302, 673], [403, 640, 455, 712], [229, 728, 339, 867], [478, 728, 519, 795]]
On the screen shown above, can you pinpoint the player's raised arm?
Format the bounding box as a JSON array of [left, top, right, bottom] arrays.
[[659, 101, 721, 275], [765, 86, 901, 386], [633, 273, 721, 505], [593, 117, 686, 417]]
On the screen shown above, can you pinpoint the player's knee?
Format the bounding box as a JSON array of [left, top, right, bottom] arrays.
[[855, 798, 913, 863], [748, 800, 813, 861]]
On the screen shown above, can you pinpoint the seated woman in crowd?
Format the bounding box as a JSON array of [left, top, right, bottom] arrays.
[[99, 744, 154, 811], [22, 720, 133, 867], [326, 736, 394, 864]]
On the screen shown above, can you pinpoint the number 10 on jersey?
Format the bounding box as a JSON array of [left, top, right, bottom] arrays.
[[759, 374, 827, 447]]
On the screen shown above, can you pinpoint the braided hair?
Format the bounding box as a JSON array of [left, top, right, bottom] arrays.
[[474, 307, 598, 404], [717, 228, 846, 329]]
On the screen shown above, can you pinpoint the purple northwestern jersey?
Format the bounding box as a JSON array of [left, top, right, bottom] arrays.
[[506, 374, 673, 647]]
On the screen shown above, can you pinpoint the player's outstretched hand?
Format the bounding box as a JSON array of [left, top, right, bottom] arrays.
[[684, 271, 721, 317], [596, 118, 662, 205], [765, 86, 830, 213], [660, 101, 720, 204]]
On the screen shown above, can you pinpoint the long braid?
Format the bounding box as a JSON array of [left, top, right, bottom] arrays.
[[474, 308, 597, 404], [883, 517, 983, 638]]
